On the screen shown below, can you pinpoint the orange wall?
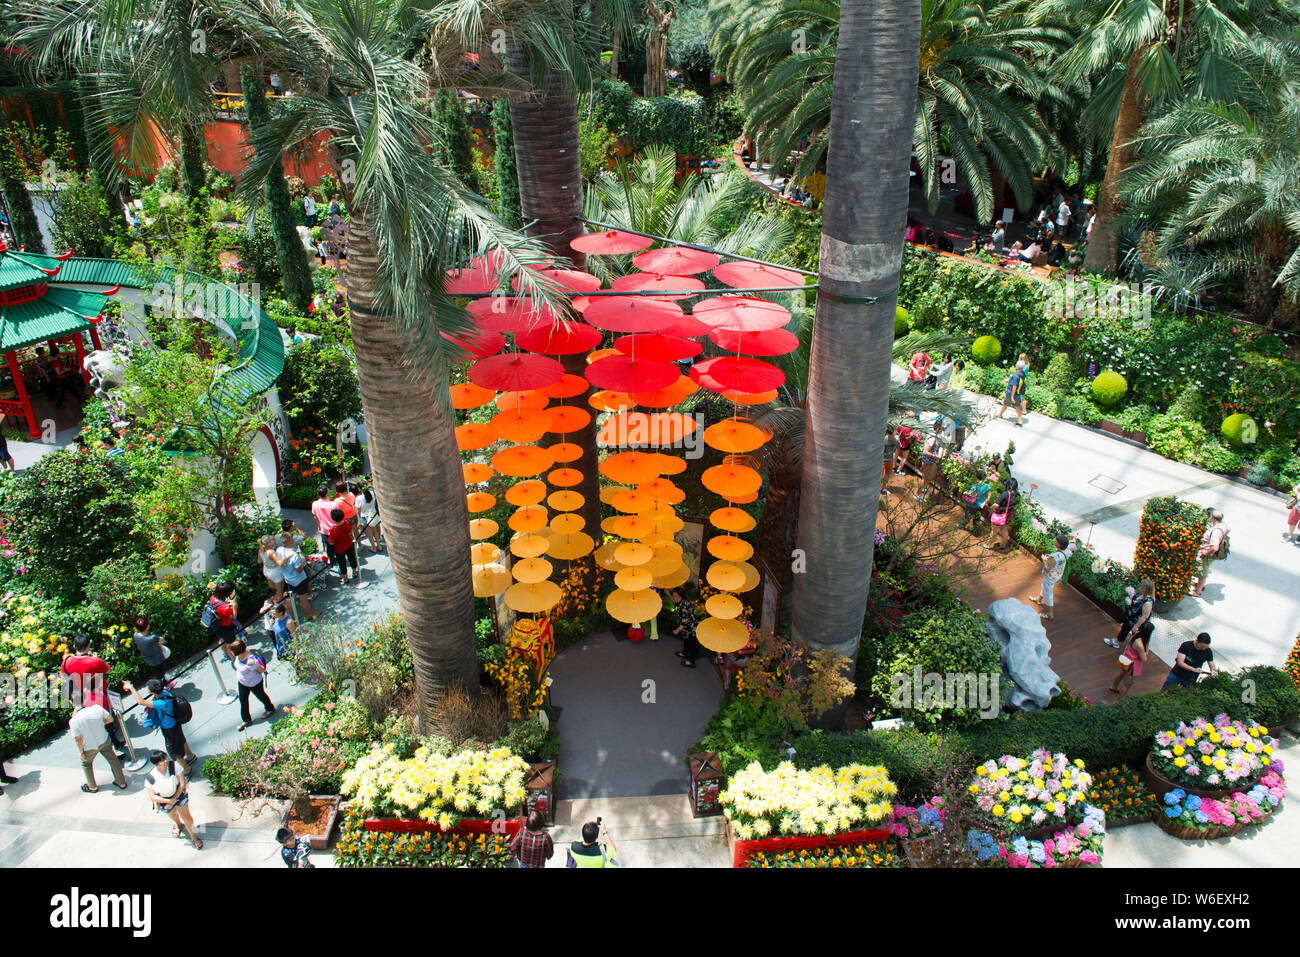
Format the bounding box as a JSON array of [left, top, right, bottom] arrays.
[[200, 120, 336, 186]]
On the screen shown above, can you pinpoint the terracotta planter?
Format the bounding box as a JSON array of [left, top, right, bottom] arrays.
[[1141, 753, 1259, 805], [1125, 429, 1148, 446], [1099, 419, 1125, 437], [281, 794, 342, 851], [1151, 811, 1247, 841]]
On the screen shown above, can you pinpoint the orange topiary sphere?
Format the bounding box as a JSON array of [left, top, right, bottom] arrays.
[[1132, 496, 1208, 603]]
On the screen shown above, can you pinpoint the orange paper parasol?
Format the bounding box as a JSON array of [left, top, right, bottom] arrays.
[[509, 532, 550, 558], [547, 467, 584, 487], [450, 382, 496, 409], [634, 375, 698, 408], [546, 405, 592, 433], [614, 566, 654, 591], [706, 561, 746, 592], [508, 506, 549, 533], [588, 390, 635, 413], [650, 453, 687, 476], [594, 542, 625, 570], [469, 543, 501, 564], [469, 518, 499, 540], [704, 418, 772, 454], [455, 422, 497, 451], [606, 587, 663, 623], [547, 441, 583, 463], [504, 580, 563, 613], [733, 560, 761, 592], [613, 542, 654, 566], [611, 514, 654, 539], [505, 480, 548, 506], [463, 462, 494, 484], [721, 389, 779, 405], [599, 450, 663, 484], [493, 445, 555, 477], [701, 461, 763, 499], [695, 617, 751, 653], [495, 390, 549, 413], [541, 374, 590, 399], [708, 535, 755, 562], [547, 490, 584, 511], [653, 563, 691, 589], [550, 512, 585, 534], [512, 556, 553, 583], [610, 488, 656, 514], [466, 491, 496, 513], [710, 506, 756, 533], [705, 593, 744, 620], [492, 408, 552, 444]]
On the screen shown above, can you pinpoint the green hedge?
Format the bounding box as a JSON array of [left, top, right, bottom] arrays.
[[590, 79, 712, 157]]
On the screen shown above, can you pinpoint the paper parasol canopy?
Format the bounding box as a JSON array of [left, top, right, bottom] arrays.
[[472, 563, 512, 597], [509, 532, 551, 558], [594, 541, 625, 570], [465, 296, 557, 334], [455, 422, 496, 451], [720, 388, 779, 405], [701, 461, 763, 498], [508, 505, 549, 533], [496, 390, 550, 413], [505, 479, 548, 506], [469, 542, 501, 564], [584, 297, 683, 333], [492, 445, 555, 477], [599, 450, 664, 484], [450, 382, 497, 409], [586, 355, 680, 392], [466, 491, 496, 513], [550, 512, 585, 534], [547, 441, 584, 463], [504, 580, 563, 613], [710, 506, 757, 533], [703, 418, 772, 454], [639, 478, 685, 505], [571, 229, 653, 255], [692, 295, 792, 331], [511, 556, 553, 583], [469, 518, 499, 540], [492, 408, 552, 444], [709, 326, 800, 357], [463, 462, 494, 484], [733, 560, 761, 592], [610, 514, 654, 539], [656, 312, 713, 337], [705, 593, 744, 620], [441, 328, 506, 361], [547, 467, 584, 487], [727, 489, 760, 505], [538, 267, 603, 293], [691, 356, 784, 393], [588, 390, 635, 413], [614, 566, 654, 591], [613, 542, 654, 566], [599, 486, 627, 505], [712, 261, 806, 289], [614, 333, 702, 362], [547, 490, 585, 511], [445, 266, 497, 295], [598, 411, 697, 448], [541, 374, 590, 399], [609, 488, 657, 514], [632, 246, 720, 275], [611, 272, 705, 300], [546, 405, 592, 433], [706, 561, 746, 591], [647, 512, 684, 535], [516, 322, 603, 356], [653, 563, 691, 588], [695, 617, 751, 653], [547, 531, 594, 560], [650, 453, 687, 476], [634, 375, 698, 408], [707, 535, 754, 562], [470, 353, 564, 392], [606, 587, 663, 624]]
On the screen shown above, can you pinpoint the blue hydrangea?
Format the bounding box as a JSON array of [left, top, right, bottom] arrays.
[[1194, 810, 1208, 823], [1186, 794, 1202, 811], [1029, 843, 1047, 864], [1165, 807, 1181, 818], [1164, 792, 1180, 806], [1011, 836, 1029, 856]]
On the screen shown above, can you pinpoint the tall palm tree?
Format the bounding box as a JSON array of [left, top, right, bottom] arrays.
[[1040, 0, 1300, 274], [710, 0, 1069, 223], [789, 0, 920, 724]]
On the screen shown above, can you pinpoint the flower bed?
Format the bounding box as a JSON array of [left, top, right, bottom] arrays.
[[744, 841, 903, 868], [1087, 765, 1158, 827], [334, 806, 514, 867], [1156, 765, 1286, 840], [967, 750, 1094, 837], [1149, 715, 1276, 793], [965, 805, 1107, 868]]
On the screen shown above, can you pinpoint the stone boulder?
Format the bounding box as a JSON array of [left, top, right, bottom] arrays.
[[985, 598, 1061, 710]]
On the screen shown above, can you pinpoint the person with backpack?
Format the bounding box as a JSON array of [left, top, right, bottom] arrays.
[[123, 679, 196, 773], [1029, 533, 1076, 620], [1106, 579, 1155, 650], [996, 362, 1028, 426], [355, 482, 383, 553], [61, 634, 130, 759], [230, 639, 278, 731], [143, 749, 202, 850], [566, 818, 618, 868], [327, 506, 361, 584], [892, 425, 914, 475], [203, 582, 241, 662], [1190, 509, 1228, 598], [270, 602, 297, 659]]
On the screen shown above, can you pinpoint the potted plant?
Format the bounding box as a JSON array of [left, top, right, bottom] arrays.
[[1143, 715, 1277, 802], [967, 750, 1094, 840], [279, 788, 343, 851]]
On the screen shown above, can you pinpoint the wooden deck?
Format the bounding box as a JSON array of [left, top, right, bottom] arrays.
[[876, 471, 1167, 705]]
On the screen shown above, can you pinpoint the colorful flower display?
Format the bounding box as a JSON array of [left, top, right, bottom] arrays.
[[888, 797, 946, 840], [967, 750, 1094, 836], [745, 842, 902, 868], [1087, 766, 1158, 825], [333, 807, 511, 868], [1159, 764, 1286, 837], [967, 804, 1107, 868], [1151, 714, 1276, 789], [1132, 496, 1207, 603], [719, 761, 897, 840]]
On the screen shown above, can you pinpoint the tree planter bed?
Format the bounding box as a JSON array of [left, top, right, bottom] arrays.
[[727, 824, 891, 868], [281, 794, 343, 851]]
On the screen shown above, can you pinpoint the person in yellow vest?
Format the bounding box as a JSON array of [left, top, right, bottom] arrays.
[[566, 819, 618, 868]]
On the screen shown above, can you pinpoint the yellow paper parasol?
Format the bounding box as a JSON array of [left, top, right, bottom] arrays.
[[734, 560, 761, 592], [550, 512, 585, 534], [710, 506, 756, 533], [463, 462, 494, 484], [652, 563, 691, 589], [705, 593, 743, 620], [611, 514, 654, 539], [547, 490, 585, 511], [707, 535, 755, 562], [600, 516, 622, 535], [613, 542, 654, 566], [648, 513, 685, 536], [548, 442, 583, 463], [505, 480, 548, 507], [469, 542, 501, 565], [469, 518, 499, 541], [466, 491, 496, 513], [472, 563, 512, 597], [509, 532, 550, 558], [599, 485, 628, 505], [511, 556, 553, 583], [508, 506, 549, 533], [594, 541, 625, 570], [614, 566, 654, 591], [695, 617, 751, 653], [547, 531, 595, 560], [706, 561, 746, 592], [504, 580, 562, 613], [606, 587, 663, 624]]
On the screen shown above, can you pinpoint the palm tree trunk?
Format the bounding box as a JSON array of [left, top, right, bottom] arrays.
[[610, 29, 621, 79], [346, 211, 478, 720], [789, 0, 920, 725], [1082, 44, 1149, 275], [755, 481, 800, 625]]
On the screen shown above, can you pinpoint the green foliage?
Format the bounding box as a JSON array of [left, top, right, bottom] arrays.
[[791, 728, 971, 804], [491, 99, 520, 229], [492, 712, 552, 762], [577, 116, 618, 182], [1024, 384, 1057, 417], [49, 172, 127, 258], [691, 694, 786, 777], [1056, 394, 1104, 426], [1226, 354, 1300, 437], [0, 133, 46, 253], [433, 91, 480, 193], [894, 305, 910, 338], [1220, 413, 1256, 448], [1041, 352, 1076, 394], [236, 209, 284, 294], [1145, 414, 1209, 465], [970, 334, 1002, 364], [278, 341, 362, 436], [590, 79, 712, 156], [1090, 370, 1128, 407], [1167, 382, 1214, 429]]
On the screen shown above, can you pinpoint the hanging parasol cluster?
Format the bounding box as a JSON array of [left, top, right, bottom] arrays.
[[449, 230, 804, 650]]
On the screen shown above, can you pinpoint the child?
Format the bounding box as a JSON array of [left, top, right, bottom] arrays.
[[271, 603, 297, 659], [276, 826, 314, 868], [892, 426, 914, 475], [1029, 534, 1076, 620], [328, 507, 360, 583]]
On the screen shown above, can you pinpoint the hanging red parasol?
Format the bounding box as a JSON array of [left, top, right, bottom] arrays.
[[708, 326, 800, 356], [614, 333, 702, 362], [692, 296, 792, 331], [611, 273, 705, 300], [584, 297, 683, 333], [516, 322, 603, 355], [570, 229, 653, 255], [539, 268, 603, 293], [586, 355, 680, 392], [690, 356, 784, 393], [445, 267, 496, 295], [655, 312, 713, 337], [712, 261, 806, 289], [466, 296, 563, 334], [470, 353, 565, 391], [441, 328, 506, 360], [633, 246, 720, 276]]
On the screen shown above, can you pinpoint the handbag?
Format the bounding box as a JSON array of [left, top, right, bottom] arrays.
[[1287, 496, 1297, 510], [963, 492, 977, 505], [1117, 652, 1134, 670]]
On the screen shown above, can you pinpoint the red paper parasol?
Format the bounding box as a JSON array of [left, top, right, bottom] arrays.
[[466, 296, 563, 334], [540, 268, 603, 293], [692, 296, 792, 331], [614, 334, 702, 362], [570, 230, 653, 255], [445, 266, 496, 295], [586, 355, 680, 392], [470, 353, 565, 391], [713, 261, 806, 289], [708, 327, 800, 356], [584, 297, 683, 333], [634, 375, 698, 408], [540, 374, 590, 399], [691, 356, 784, 392], [633, 246, 720, 275], [441, 328, 506, 360], [516, 322, 603, 355], [611, 273, 705, 300], [656, 313, 713, 337]]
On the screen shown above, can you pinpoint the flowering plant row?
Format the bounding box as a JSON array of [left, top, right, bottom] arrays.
[[341, 744, 529, 829], [334, 807, 511, 868], [1160, 764, 1285, 836], [1087, 766, 1157, 825], [1151, 714, 1276, 789], [968, 750, 1094, 836], [720, 761, 897, 840], [744, 842, 903, 869], [966, 805, 1106, 868], [888, 797, 946, 840]]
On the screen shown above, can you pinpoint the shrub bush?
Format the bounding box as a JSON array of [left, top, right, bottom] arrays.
[[1041, 352, 1077, 394], [1091, 370, 1128, 407], [1144, 414, 1208, 465], [1024, 384, 1057, 417], [894, 306, 910, 338], [278, 341, 362, 436], [971, 335, 1002, 365], [790, 728, 971, 803], [1220, 413, 1257, 448], [1057, 394, 1104, 426]]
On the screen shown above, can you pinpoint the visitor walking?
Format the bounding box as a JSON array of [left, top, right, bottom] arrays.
[[230, 639, 278, 731], [276, 826, 314, 868], [204, 582, 242, 661], [510, 809, 554, 868], [0, 761, 17, 796], [144, 750, 202, 850], [1106, 580, 1154, 649], [671, 589, 701, 669], [882, 426, 901, 496], [566, 819, 618, 868], [1189, 509, 1228, 597], [1285, 485, 1300, 542], [917, 422, 945, 500], [892, 426, 915, 475], [1056, 195, 1072, 238], [271, 603, 297, 658], [303, 194, 317, 227], [259, 534, 287, 602], [1029, 534, 1076, 620], [957, 472, 994, 532], [311, 484, 340, 574], [277, 531, 316, 621], [1163, 632, 1217, 689], [0, 431, 14, 471], [328, 507, 360, 583], [1108, 619, 1152, 700], [61, 634, 129, 758], [71, 702, 128, 793], [123, 679, 196, 772], [996, 362, 1028, 426], [983, 477, 1019, 550], [356, 483, 382, 552], [131, 615, 170, 683]]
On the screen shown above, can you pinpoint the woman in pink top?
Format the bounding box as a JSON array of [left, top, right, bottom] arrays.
[[311, 484, 338, 563]]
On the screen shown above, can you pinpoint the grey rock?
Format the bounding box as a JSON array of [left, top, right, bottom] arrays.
[[985, 598, 1060, 710]]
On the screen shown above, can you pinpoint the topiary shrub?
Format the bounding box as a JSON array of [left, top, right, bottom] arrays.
[[1042, 352, 1077, 394], [894, 306, 910, 338], [1133, 496, 1208, 603], [970, 335, 1002, 365], [1090, 370, 1128, 407], [1024, 384, 1058, 417], [1220, 413, 1258, 448], [1057, 395, 1104, 426]]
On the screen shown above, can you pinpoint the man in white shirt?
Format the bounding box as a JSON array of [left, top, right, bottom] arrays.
[[303, 194, 317, 227], [1057, 198, 1072, 237], [71, 703, 128, 792]]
